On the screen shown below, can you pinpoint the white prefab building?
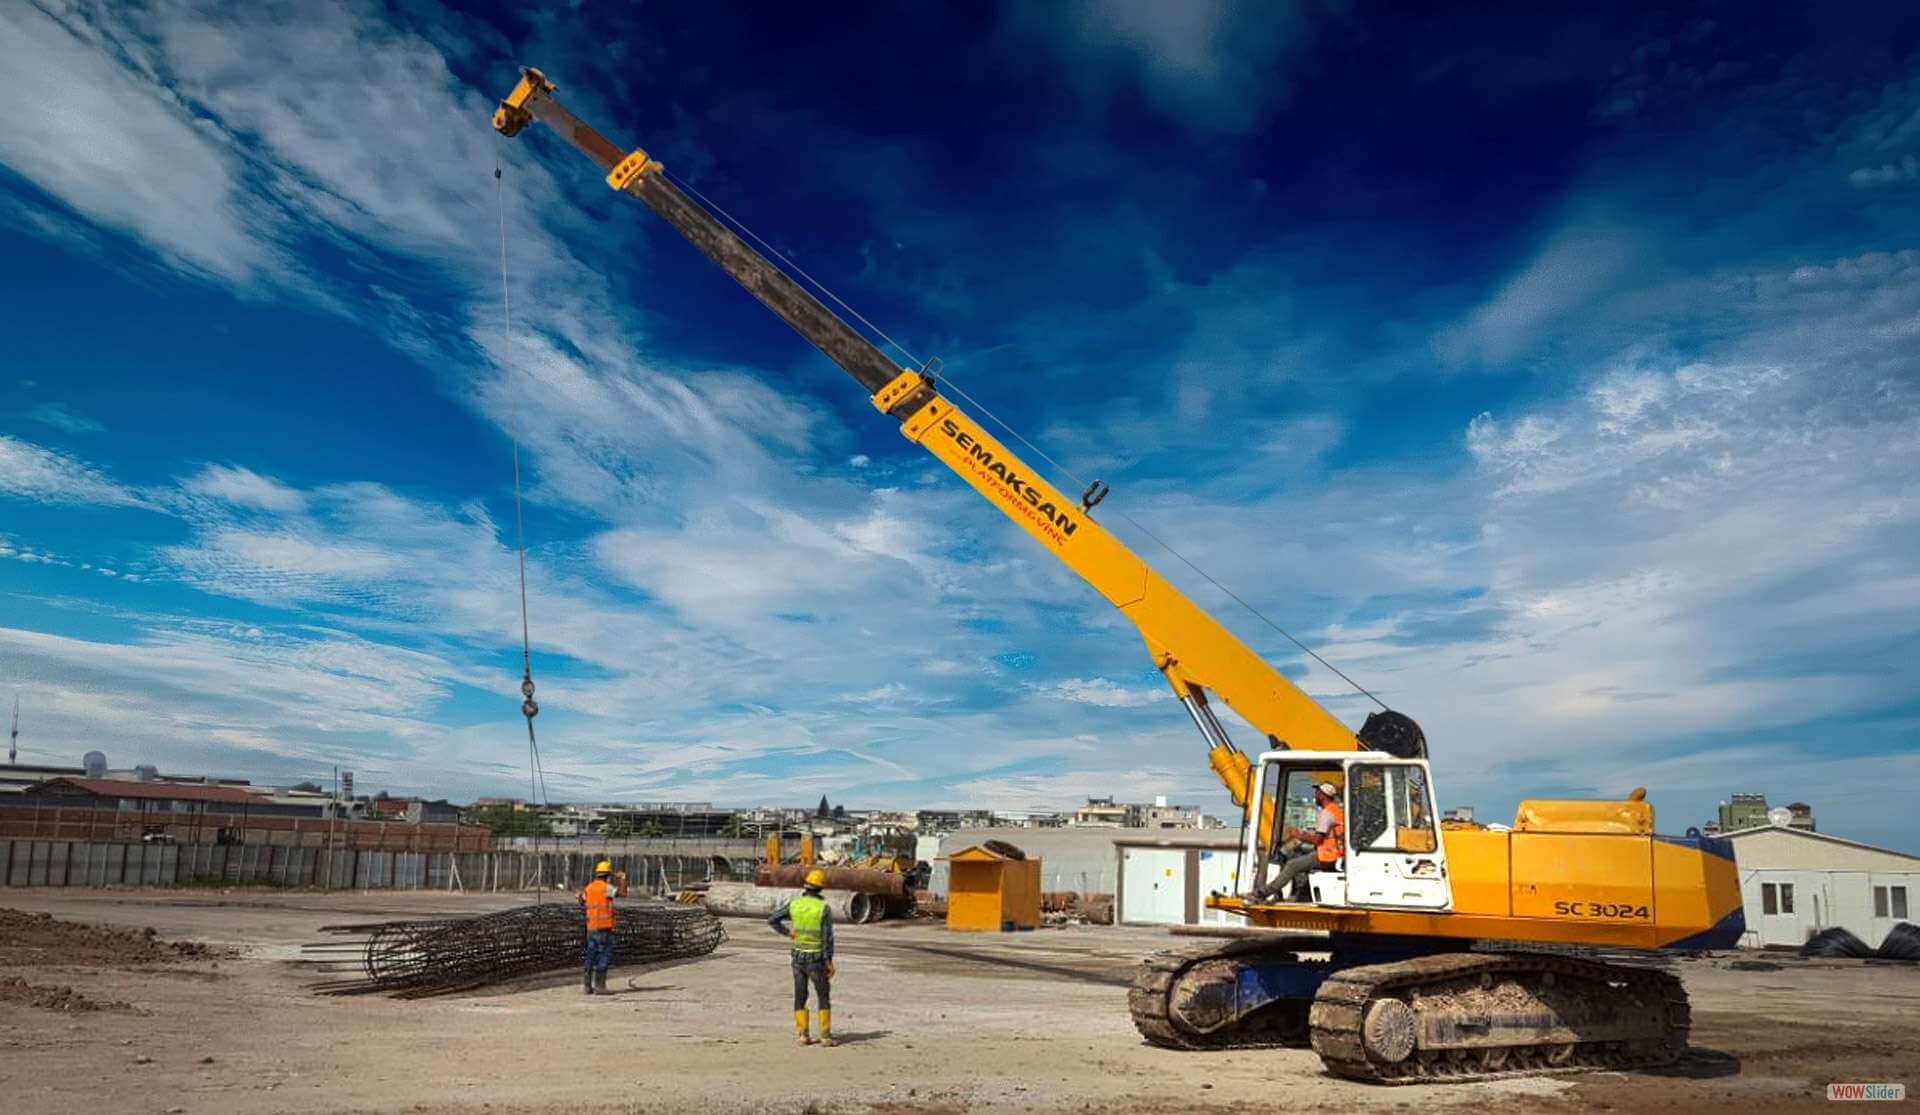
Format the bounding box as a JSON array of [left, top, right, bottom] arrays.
[[1722, 825, 1920, 949], [1114, 833, 1245, 927]]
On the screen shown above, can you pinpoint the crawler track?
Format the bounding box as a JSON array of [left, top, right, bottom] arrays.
[[1307, 952, 1688, 1083], [1128, 938, 1316, 1050]]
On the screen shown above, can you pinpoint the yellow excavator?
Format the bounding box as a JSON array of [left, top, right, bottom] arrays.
[[493, 69, 1744, 1082]]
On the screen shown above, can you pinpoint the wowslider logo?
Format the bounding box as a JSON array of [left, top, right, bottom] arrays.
[[1828, 1083, 1905, 1101], [938, 419, 1080, 539]]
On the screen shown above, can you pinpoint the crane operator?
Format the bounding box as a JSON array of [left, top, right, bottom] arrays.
[[1253, 782, 1345, 901]]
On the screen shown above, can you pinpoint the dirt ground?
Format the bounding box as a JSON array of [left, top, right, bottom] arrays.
[[1, 890, 1915, 1114]]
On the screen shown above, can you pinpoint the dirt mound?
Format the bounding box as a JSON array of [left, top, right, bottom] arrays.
[[0, 908, 217, 968], [0, 975, 132, 1012]]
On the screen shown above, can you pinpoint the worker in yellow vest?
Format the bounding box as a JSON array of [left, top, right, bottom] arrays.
[[580, 860, 617, 995], [768, 868, 837, 1046]]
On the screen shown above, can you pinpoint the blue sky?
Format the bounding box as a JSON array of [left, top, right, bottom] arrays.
[[2, 1, 1918, 848]]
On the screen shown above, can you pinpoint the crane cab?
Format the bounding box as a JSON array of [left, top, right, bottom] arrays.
[[1237, 750, 1452, 911]]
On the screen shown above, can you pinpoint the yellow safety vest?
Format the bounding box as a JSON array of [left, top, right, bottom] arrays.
[[788, 894, 827, 954]]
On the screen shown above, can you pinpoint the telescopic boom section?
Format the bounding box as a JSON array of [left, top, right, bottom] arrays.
[[494, 69, 1380, 808]]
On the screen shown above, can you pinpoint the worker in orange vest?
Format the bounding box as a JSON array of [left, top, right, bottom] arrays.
[[579, 860, 617, 994], [1254, 782, 1345, 901]]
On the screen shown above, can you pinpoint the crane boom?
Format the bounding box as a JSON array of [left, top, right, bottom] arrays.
[[493, 70, 1425, 811]]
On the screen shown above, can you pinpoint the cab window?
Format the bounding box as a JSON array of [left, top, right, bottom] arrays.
[[1267, 769, 1337, 860], [1349, 764, 1438, 853], [1349, 766, 1390, 851]]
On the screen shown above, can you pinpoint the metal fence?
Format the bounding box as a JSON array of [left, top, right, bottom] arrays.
[[0, 838, 763, 894]]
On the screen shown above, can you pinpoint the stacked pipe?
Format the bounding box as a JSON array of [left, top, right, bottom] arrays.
[[748, 864, 917, 922], [302, 901, 725, 998], [754, 864, 910, 898]]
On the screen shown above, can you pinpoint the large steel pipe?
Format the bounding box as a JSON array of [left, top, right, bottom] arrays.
[[754, 864, 910, 898], [703, 881, 871, 923]]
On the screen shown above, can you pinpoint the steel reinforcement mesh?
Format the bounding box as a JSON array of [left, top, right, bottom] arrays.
[[304, 901, 726, 997]]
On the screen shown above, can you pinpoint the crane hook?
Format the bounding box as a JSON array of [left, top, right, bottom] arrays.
[[1080, 479, 1110, 513]]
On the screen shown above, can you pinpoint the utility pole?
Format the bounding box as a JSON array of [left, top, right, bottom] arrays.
[[325, 764, 338, 892]]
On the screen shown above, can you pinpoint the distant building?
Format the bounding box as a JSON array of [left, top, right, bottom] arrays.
[[1071, 797, 1141, 828], [3, 777, 318, 845], [1716, 793, 1814, 834], [915, 809, 995, 834], [472, 796, 529, 810], [1066, 796, 1217, 830], [991, 810, 1067, 829], [0, 762, 86, 796], [1142, 796, 1209, 830], [371, 797, 462, 825], [597, 803, 738, 838], [1443, 806, 1475, 823]]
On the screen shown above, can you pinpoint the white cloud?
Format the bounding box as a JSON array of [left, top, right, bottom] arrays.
[[0, 3, 281, 284], [1847, 154, 1918, 188], [180, 463, 307, 513], [1010, 0, 1336, 133], [949, 762, 1212, 812], [1436, 225, 1641, 366], [1331, 252, 1920, 821], [1042, 676, 1166, 708], [0, 434, 148, 508], [0, 619, 485, 785], [21, 402, 104, 435]]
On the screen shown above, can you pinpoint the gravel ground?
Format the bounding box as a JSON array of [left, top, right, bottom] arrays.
[[1, 889, 1915, 1113]]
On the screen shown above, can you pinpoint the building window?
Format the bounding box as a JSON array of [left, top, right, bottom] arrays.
[[1762, 883, 1777, 915], [1895, 887, 1910, 920], [1779, 883, 1794, 914], [1877, 886, 1890, 918]]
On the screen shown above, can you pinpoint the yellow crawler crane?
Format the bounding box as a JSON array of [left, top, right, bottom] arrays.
[[494, 70, 1744, 1082]]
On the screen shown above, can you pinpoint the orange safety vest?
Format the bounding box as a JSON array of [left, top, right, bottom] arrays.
[[1316, 802, 1346, 865], [583, 878, 616, 932]]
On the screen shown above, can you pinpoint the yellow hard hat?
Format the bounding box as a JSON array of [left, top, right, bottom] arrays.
[[804, 868, 827, 889], [595, 860, 612, 875]]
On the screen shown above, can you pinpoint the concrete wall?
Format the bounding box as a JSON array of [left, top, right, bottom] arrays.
[[927, 827, 1240, 900], [0, 838, 759, 894], [928, 828, 1126, 897]]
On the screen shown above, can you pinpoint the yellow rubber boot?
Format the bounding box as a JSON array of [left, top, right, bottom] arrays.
[[794, 1009, 813, 1046], [818, 1008, 837, 1048]]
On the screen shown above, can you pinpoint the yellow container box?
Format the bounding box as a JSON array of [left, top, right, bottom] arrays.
[[943, 845, 1041, 932]]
